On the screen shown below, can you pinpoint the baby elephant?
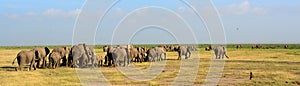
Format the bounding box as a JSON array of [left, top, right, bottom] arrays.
[[49, 52, 62, 69], [12, 50, 38, 71], [214, 46, 229, 59], [95, 55, 103, 67]]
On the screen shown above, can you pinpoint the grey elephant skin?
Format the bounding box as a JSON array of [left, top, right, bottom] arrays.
[[49, 46, 70, 67], [103, 46, 116, 66], [214, 46, 229, 59], [48, 52, 61, 69], [12, 50, 38, 71], [68, 44, 96, 68], [104, 45, 132, 67], [177, 46, 191, 60], [136, 47, 147, 63], [146, 47, 166, 62], [95, 55, 103, 67], [111, 47, 130, 67], [130, 47, 141, 63], [34, 47, 50, 68]]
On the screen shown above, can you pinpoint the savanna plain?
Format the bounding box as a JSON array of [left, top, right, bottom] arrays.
[[0, 44, 299, 86]]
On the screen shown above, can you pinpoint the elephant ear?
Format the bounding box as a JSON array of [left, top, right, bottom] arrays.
[[45, 47, 50, 56]]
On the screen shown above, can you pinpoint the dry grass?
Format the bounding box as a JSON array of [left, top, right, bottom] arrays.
[[0, 47, 299, 85]]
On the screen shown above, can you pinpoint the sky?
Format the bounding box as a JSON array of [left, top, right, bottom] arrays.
[[0, 0, 299, 46]]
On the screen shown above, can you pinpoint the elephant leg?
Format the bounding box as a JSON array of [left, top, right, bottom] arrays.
[[42, 57, 46, 68], [185, 53, 189, 59], [101, 60, 103, 67], [127, 57, 130, 65], [30, 60, 35, 71], [97, 60, 101, 67], [215, 54, 218, 59], [18, 64, 23, 71], [178, 53, 181, 60], [104, 56, 108, 64], [139, 57, 142, 63], [36, 60, 41, 68], [187, 52, 191, 59], [49, 58, 53, 69], [58, 59, 61, 67], [56, 59, 60, 68], [108, 60, 111, 66], [62, 56, 67, 66]]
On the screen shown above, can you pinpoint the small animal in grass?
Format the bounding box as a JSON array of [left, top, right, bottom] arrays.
[[250, 72, 253, 80]]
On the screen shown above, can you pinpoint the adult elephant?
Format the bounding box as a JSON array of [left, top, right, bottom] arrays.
[[68, 44, 95, 68], [284, 45, 288, 49], [130, 47, 140, 63], [12, 50, 38, 71], [214, 46, 229, 59], [146, 47, 166, 62], [155, 47, 166, 61], [34, 47, 50, 68], [146, 48, 157, 62], [104, 46, 116, 66], [177, 46, 191, 60], [51, 46, 70, 66], [236, 44, 242, 49], [111, 47, 130, 67], [136, 47, 146, 63]]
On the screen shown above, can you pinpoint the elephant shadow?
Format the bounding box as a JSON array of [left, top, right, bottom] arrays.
[[0, 66, 18, 71]]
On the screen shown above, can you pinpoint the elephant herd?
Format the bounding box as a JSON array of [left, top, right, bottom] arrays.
[[204, 44, 290, 50], [11, 44, 200, 71]]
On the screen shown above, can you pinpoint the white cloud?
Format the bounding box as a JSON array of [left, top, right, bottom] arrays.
[[41, 8, 81, 17], [219, 0, 267, 16], [3, 8, 81, 18]]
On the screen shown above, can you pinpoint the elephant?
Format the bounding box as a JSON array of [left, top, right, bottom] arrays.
[[12, 50, 38, 71], [129, 47, 140, 63], [95, 55, 103, 67], [111, 47, 130, 67], [173, 45, 179, 52], [104, 46, 116, 66], [188, 45, 198, 51], [33, 47, 50, 68], [146, 48, 157, 62], [252, 44, 263, 49], [48, 52, 61, 69], [284, 45, 288, 49], [136, 47, 147, 62], [155, 47, 166, 61], [51, 46, 70, 66], [205, 45, 213, 51], [104, 45, 132, 66], [146, 47, 166, 62], [177, 46, 191, 60], [236, 44, 242, 49], [213, 46, 229, 59], [68, 44, 96, 68]]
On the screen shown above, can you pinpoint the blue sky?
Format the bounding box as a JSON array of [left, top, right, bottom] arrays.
[[0, 0, 299, 46]]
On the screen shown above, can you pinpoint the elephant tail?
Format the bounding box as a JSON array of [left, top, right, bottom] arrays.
[[12, 56, 18, 65], [225, 54, 229, 59]]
